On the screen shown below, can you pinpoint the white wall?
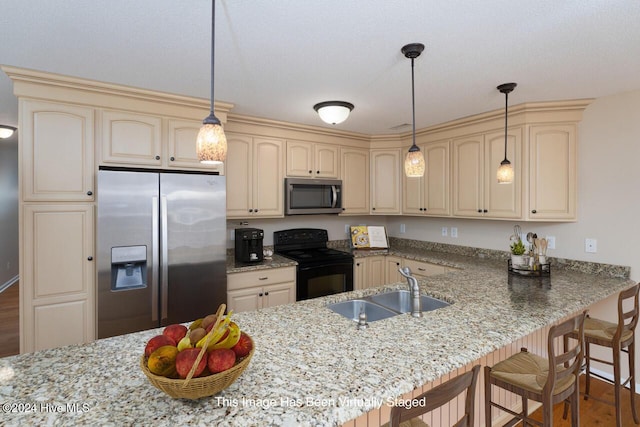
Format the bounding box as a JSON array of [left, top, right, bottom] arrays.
[[387, 88, 640, 281]]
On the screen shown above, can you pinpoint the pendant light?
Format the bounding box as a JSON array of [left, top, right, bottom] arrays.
[[196, 0, 227, 165], [402, 43, 426, 178], [0, 125, 16, 139], [313, 101, 354, 125], [496, 82, 517, 184]]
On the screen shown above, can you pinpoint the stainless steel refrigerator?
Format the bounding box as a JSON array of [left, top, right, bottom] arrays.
[[97, 169, 227, 339]]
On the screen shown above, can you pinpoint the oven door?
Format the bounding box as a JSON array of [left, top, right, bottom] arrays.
[[296, 260, 353, 301]]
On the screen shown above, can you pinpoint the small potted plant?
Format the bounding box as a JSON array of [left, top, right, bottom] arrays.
[[510, 238, 526, 265]]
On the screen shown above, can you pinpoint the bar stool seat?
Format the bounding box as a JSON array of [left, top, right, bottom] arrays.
[[489, 350, 576, 396], [582, 316, 634, 344]]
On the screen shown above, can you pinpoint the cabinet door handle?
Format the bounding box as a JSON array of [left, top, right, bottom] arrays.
[[531, 209, 537, 214], [264, 291, 269, 296], [258, 277, 268, 280], [258, 292, 263, 297], [418, 267, 426, 271], [86, 190, 93, 196], [155, 155, 161, 160], [316, 170, 320, 174], [87, 256, 93, 261], [372, 207, 376, 211], [308, 170, 312, 174], [249, 209, 254, 213], [483, 209, 488, 213], [254, 209, 259, 213], [170, 156, 175, 161], [477, 209, 482, 213]]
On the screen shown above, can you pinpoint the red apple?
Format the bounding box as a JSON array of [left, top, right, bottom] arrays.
[[144, 334, 176, 357], [231, 332, 253, 358], [163, 324, 187, 344], [175, 348, 208, 379], [208, 348, 236, 373]]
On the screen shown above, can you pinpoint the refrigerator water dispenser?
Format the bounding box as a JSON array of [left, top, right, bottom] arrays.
[[111, 246, 147, 291]]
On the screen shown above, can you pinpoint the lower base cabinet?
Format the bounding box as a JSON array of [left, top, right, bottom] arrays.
[[227, 267, 296, 313], [354, 255, 450, 290]]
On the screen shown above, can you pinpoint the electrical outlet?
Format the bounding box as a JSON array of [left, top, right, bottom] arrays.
[[546, 236, 556, 250], [441, 227, 448, 237], [451, 227, 458, 238], [400, 224, 406, 234], [585, 238, 597, 253]]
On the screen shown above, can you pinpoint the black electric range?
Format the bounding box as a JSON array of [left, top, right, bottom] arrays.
[[274, 228, 353, 300]]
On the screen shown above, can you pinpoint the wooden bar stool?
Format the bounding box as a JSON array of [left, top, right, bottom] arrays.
[[383, 365, 480, 427], [564, 283, 639, 427], [484, 311, 586, 426]]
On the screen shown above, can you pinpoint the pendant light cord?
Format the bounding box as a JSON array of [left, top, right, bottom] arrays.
[[503, 89, 508, 162], [411, 57, 417, 149], [210, 0, 216, 116]]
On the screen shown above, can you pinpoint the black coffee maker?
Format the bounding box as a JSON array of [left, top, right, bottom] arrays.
[[234, 228, 264, 263]]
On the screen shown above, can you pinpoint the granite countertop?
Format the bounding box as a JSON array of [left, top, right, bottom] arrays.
[[226, 254, 297, 274], [1, 249, 633, 426]]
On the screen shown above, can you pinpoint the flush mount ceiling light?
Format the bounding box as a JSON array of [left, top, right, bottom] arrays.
[[496, 82, 517, 184], [0, 125, 16, 139], [313, 101, 354, 125], [196, 0, 227, 165], [402, 43, 426, 178]]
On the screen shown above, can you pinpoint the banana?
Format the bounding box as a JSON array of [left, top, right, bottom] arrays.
[[211, 322, 241, 349], [195, 311, 234, 351], [189, 318, 203, 331], [177, 332, 193, 351]]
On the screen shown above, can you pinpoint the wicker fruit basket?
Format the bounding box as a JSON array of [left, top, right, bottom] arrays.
[[140, 335, 254, 400]]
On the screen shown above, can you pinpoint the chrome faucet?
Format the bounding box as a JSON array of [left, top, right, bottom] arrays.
[[398, 267, 422, 318]]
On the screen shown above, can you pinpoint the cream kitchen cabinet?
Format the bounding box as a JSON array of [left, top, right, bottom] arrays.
[[385, 256, 403, 284], [402, 258, 447, 277], [452, 127, 522, 219], [21, 204, 95, 352], [227, 267, 296, 313], [286, 140, 339, 178], [353, 256, 386, 290], [100, 112, 222, 172], [402, 140, 450, 216], [226, 132, 284, 218], [370, 149, 401, 214], [340, 147, 370, 215], [528, 124, 577, 220], [20, 99, 95, 202]]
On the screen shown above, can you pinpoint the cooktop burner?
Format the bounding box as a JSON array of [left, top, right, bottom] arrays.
[[273, 228, 353, 265]]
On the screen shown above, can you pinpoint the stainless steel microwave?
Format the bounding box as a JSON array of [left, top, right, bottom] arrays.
[[285, 178, 342, 215]]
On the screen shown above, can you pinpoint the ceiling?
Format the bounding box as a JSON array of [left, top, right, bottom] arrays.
[[1, 0, 640, 136]]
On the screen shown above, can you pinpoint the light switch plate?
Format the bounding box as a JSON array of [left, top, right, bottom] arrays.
[[441, 227, 448, 237], [451, 227, 458, 238]]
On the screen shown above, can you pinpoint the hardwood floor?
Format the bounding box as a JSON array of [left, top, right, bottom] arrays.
[[0, 281, 19, 358], [529, 374, 639, 426]]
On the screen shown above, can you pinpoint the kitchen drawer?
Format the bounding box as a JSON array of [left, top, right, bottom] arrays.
[[403, 259, 446, 277], [227, 267, 296, 291]]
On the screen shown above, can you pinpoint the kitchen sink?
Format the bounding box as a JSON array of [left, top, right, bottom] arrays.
[[368, 290, 450, 314], [328, 291, 451, 322], [327, 299, 399, 322]]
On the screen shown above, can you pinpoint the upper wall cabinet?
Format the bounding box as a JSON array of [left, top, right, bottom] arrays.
[[21, 99, 95, 202], [528, 124, 576, 220], [286, 140, 339, 178], [452, 127, 522, 219], [226, 132, 284, 218], [340, 147, 370, 215], [403, 140, 450, 216], [371, 149, 401, 215], [100, 111, 222, 173]]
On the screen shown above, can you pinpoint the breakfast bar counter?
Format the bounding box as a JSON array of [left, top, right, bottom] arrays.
[[0, 250, 633, 426]]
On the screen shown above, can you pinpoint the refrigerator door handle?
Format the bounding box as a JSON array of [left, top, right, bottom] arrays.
[[151, 196, 159, 322], [160, 195, 169, 322]]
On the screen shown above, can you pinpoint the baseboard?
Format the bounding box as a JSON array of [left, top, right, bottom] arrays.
[[588, 367, 640, 394], [0, 275, 18, 294]]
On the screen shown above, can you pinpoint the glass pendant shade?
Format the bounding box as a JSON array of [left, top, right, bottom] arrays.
[[497, 159, 514, 184], [404, 147, 426, 177], [197, 122, 227, 165], [313, 101, 354, 125]]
